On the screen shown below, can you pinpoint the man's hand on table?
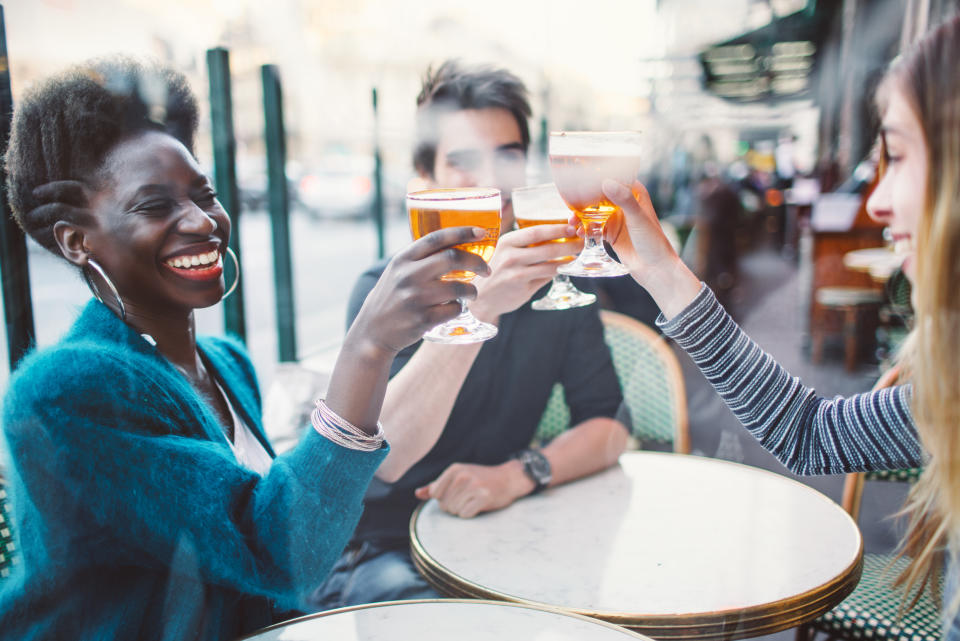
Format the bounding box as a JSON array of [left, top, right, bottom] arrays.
[[414, 460, 536, 518]]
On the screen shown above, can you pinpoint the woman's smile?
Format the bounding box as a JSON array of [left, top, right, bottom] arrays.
[[162, 247, 223, 281]]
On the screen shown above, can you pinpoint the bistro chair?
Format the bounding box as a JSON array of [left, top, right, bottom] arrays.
[[534, 310, 690, 454], [799, 367, 941, 641], [0, 478, 17, 580], [811, 286, 885, 372]]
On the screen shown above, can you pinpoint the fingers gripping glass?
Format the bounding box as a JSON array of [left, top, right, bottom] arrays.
[[512, 184, 596, 311], [549, 131, 642, 277], [407, 188, 502, 343]]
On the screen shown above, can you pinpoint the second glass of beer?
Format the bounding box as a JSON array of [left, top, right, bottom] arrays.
[[512, 184, 597, 310], [407, 187, 501, 343]]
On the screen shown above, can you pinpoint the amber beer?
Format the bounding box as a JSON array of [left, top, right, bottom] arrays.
[[515, 216, 577, 264], [409, 207, 499, 282], [546, 132, 640, 278], [513, 189, 578, 256], [549, 154, 642, 225], [515, 217, 577, 248], [406, 187, 502, 344], [511, 183, 598, 309], [407, 188, 501, 282]]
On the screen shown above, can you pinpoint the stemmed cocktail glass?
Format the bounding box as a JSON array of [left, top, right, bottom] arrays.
[[512, 184, 597, 311], [549, 131, 642, 277], [407, 187, 501, 343]]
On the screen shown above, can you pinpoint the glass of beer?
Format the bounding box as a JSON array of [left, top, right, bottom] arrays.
[[407, 187, 501, 343], [549, 131, 642, 277], [512, 184, 597, 311]]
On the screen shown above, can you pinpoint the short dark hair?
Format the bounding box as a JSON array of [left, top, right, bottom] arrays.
[[5, 56, 199, 254], [413, 60, 532, 178]]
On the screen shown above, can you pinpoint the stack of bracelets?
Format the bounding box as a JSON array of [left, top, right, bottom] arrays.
[[310, 400, 385, 452]]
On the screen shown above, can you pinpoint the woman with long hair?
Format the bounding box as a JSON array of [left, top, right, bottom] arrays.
[[596, 14, 960, 633], [0, 57, 492, 640]]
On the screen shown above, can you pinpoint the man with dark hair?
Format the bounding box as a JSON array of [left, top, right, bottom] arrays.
[[412, 60, 532, 206], [310, 60, 627, 609]]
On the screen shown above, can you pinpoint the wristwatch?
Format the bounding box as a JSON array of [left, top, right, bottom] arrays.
[[516, 448, 552, 494]]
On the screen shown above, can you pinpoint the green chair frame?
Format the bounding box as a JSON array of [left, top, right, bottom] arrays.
[[0, 478, 16, 579]]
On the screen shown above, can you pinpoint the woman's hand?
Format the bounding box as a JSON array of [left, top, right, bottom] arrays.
[[348, 226, 493, 358], [326, 226, 493, 432], [584, 179, 701, 320], [599, 180, 680, 280]]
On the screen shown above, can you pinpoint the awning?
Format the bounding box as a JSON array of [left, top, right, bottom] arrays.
[[699, 0, 835, 103]]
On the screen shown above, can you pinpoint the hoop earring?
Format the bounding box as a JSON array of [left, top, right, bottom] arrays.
[[83, 258, 126, 322], [222, 246, 240, 300]]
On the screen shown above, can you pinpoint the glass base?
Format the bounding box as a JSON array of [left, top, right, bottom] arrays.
[[423, 310, 498, 344], [532, 277, 597, 311], [557, 252, 629, 277]]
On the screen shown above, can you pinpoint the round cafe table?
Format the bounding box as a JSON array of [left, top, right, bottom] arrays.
[[410, 452, 863, 641], [239, 599, 653, 640]]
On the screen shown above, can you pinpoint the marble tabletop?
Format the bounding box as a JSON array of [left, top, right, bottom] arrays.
[[410, 452, 863, 641], [240, 599, 653, 640]]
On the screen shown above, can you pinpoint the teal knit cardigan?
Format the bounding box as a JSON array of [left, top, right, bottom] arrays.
[[0, 300, 386, 640]]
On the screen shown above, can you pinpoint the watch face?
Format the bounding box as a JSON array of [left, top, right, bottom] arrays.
[[523, 450, 552, 485]]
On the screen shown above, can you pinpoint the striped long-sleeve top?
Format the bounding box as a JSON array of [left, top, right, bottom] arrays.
[[657, 285, 960, 639], [657, 284, 925, 475]]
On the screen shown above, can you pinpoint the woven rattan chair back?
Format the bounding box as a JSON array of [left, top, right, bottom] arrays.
[[534, 311, 689, 453]]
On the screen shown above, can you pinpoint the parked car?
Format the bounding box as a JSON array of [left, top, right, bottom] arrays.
[[236, 147, 410, 221], [295, 150, 375, 220]]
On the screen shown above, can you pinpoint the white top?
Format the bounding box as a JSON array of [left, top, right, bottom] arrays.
[[215, 379, 273, 476], [242, 600, 651, 641]]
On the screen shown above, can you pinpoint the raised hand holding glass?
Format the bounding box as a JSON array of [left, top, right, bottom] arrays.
[[512, 184, 597, 310], [549, 131, 642, 277], [407, 187, 502, 343]]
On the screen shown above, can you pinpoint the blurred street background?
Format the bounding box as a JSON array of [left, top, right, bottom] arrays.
[[3, 0, 847, 386]]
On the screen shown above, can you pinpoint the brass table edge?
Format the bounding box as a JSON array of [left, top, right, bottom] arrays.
[[410, 500, 865, 641], [238, 597, 653, 640]]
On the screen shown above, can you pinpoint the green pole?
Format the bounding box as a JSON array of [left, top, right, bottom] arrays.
[[539, 115, 549, 159], [0, 5, 35, 370], [206, 47, 246, 343], [372, 88, 385, 259], [261, 64, 297, 362]]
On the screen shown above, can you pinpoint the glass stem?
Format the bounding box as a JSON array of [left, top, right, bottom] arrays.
[[585, 221, 604, 251]]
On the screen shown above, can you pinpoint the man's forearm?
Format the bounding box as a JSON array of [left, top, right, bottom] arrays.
[[375, 342, 483, 482], [540, 417, 629, 487]]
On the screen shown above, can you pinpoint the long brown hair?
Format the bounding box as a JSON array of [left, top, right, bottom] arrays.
[[879, 14, 960, 610]]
